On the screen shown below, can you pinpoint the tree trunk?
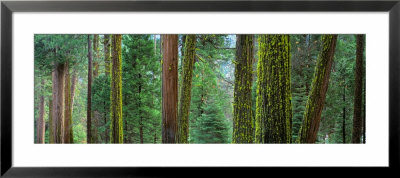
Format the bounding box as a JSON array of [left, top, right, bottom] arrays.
[[48, 98, 53, 143], [69, 70, 77, 143], [298, 35, 337, 143], [342, 83, 346, 144], [104, 34, 112, 76], [63, 61, 72, 143], [352, 34, 365, 143], [177, 35, 196, 143], [37, 79, 45, 144], [161, 34, 178, 143], [110, 34, 124, 143], [87, 35, 93, 144], [233, 35, 254, 143], [255, 35, 292, 143], [362, 72, 366, 144], [52, 61, 66, 144]]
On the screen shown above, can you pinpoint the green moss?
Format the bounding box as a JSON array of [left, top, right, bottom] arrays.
[[177, 35, 196, 143], [297, 35, 337, 143], [110, 35, 123, 144], [256, 35, 292, 143], [232, 35, 254, 143]]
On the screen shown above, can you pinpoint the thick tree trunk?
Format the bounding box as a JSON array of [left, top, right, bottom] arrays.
[[352, 34, 365, 143], [233, 35, 254, 143], [298, 35, 337, 143], [110, 34, 124, 143], [52, 62, 66, 143], [161, 34, 178, 143], [362, 74, 366, 144], [177, 35, 196, 143], [37, 79, 45, 144], [87, 35, 93, 144], [63, 61, 72, 143], [255, 35, 292, 143]]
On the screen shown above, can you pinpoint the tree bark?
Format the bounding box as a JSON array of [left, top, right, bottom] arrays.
[[363, 72, 366, 144], [52, 62, 66, 144], [48, 98, 53, 143], [255, 35, 292, 143], [352, 34, 365, 143], [298, 35, 337, 143], [110, 34, 124, 143], [161, 34, 178, 143], [233, 35, 254, 143], [69, 70, 77, 143], [63, 61, 72, 143], [177, 35, 196, 143], [87, 35, 93, 144], [37, 79, 45, 144]]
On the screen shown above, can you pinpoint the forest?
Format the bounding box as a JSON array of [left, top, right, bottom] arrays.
[[34, 34, 365, 144]]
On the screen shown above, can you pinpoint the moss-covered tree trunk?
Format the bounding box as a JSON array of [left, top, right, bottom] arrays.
[[233, 35, 254, 143], [87, 35, 93, 144], [37, 79, 45, 144], [255, 35, 292, 143], [110, 34, 123, 143], [52, 62, 66, 143], [352, 34, 365, 143], [298, 35, 338, 143], [161, 34, 178, 143], [63, 61, 72, 143], [177, 35, 196, 143], [48, 98, 53, 143], [103, 34, 111, 143]]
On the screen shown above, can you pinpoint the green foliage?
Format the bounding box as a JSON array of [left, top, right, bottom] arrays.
[[122, 35, 162, 143], [189, 61, 231, 143], [34, 34, 364, 144]]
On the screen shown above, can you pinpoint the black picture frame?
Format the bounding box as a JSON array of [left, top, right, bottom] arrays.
[[1, 0, 399, 177]]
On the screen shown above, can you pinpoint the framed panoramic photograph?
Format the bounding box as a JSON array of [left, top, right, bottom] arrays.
[[1, 0, 399, 177]]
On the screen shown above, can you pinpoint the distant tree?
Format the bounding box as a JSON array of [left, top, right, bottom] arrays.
[[36, 79, 46, 143], [87, 35, 93, 143]]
